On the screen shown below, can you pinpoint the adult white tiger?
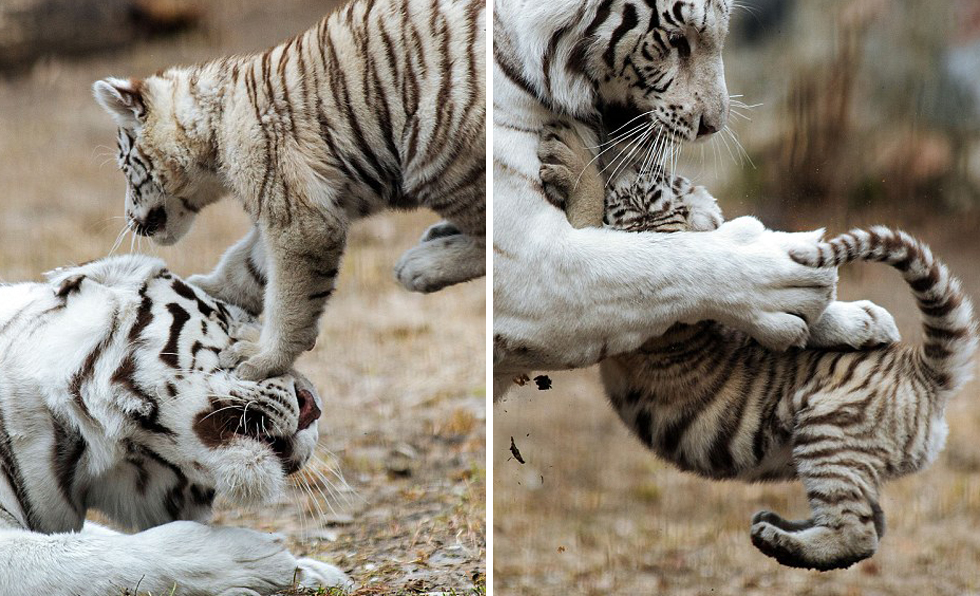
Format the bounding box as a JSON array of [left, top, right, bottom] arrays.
[[492, 0, 892, 397], [94, 0, 486, 382], [0, 255, 349, 595]]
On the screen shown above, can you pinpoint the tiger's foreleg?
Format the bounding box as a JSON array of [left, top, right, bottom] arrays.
[[188, 226, 267, 315], [225, 188, 347, 381], [0, 521, 349, 595]]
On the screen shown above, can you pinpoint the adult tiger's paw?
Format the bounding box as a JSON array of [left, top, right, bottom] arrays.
[[703, 218, 838, 351], [295, 558, 354, 592]]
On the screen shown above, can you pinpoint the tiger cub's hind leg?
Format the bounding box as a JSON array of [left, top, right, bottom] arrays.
[[750, 432, 884, 570], [394, 226, 485, 294], [395, 180, 486, 294]]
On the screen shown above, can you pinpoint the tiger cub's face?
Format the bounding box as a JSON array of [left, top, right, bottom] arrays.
[[587, 0, 732, 142], [93, 77, 223, 246]]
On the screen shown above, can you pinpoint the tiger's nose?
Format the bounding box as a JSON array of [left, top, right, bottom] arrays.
[[132, 206, 167, 236], [296, 387, 321, 431], [697, 115, 721, 138]]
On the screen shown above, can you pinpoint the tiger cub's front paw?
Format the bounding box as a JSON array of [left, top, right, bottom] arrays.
[[537, 122, 590, 208], [682, 186, 724, 231], [808, 300, 900, 350], [538, 122, 605, 228], [237, 350, 293, 382], [218, 339, 261, 371]]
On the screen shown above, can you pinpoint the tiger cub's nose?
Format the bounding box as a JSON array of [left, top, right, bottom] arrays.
[[133, 206, 167, 236]]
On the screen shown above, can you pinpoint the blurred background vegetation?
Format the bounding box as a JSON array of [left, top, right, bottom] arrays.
[[705, 0, 980, 229]]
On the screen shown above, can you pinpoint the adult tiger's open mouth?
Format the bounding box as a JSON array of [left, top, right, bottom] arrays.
[[193, 394, 313, 475]]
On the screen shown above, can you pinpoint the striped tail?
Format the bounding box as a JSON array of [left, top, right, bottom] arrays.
[[793, 226, 978, 392]]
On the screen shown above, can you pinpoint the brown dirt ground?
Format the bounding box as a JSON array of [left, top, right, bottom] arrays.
[[493, 211, 980, 596], [0, 1, 485, 593]]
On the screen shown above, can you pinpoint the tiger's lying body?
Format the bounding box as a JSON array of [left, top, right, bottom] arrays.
[[538, 127, 978, 571], [94, 0, 486, 381], [0, 255, 348, 595]]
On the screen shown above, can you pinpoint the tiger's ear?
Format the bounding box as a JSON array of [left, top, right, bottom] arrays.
[[93, 77, 146, 128]]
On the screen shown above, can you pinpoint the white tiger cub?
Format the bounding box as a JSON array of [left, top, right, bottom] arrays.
[[94, 0, 486, 382], [0, 255, 349, 595], [539, 125, 978, 570]]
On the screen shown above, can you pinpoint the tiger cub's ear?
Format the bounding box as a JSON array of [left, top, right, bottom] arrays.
[[93, 77, 146, 128]]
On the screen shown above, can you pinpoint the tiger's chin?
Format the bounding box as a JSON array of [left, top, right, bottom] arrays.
[[204, 427, 318, 506], [204, 437, 291, 506]]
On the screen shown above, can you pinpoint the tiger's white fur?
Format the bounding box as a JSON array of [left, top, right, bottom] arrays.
[[0, 255, 349, 595], [94, 0, 486, 382], [491, 0, 882, 399]]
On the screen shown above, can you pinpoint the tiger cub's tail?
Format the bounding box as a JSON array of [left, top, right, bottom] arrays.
[[792, 226, 977, 392]]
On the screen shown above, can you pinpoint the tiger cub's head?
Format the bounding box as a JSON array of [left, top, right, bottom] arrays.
[[587, 0, 732, 141], [605, 168, 724, 233], [93, 75, 223, 246]]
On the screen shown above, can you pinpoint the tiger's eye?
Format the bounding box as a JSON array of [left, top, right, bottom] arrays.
[[669, 32, 691, 59]]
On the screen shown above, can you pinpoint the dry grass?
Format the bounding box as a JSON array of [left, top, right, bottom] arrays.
[[0, 0, 484, 592]]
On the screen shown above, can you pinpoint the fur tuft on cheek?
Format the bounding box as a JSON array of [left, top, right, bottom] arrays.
[[200, 438, 285, 506]]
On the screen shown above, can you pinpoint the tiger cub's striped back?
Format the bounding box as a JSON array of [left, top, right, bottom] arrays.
[[599, 186, 977, 569]]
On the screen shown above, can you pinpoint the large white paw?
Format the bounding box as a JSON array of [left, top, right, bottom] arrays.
[[808, 300, 900, 349], [137, 522, 294, 594], [295, 557, 354, 592], [706, 218, 837, 351]]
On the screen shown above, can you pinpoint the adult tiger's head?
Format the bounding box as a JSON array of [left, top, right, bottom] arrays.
[[92, 73, 223, 246], [6, 255, 321, 514], [497, 0, 732, 141]]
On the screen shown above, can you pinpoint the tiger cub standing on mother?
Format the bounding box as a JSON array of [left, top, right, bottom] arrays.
[[94, 0, 486, 381], [538, 125, 978, 571]]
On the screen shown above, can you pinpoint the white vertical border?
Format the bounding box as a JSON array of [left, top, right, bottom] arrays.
[[484, 0, 494, 591]]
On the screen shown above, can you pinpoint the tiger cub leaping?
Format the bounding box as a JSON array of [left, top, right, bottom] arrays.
[[0, 255, 349, 595], [93, 0, 486, 381], [538, 126, 978, 571]]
